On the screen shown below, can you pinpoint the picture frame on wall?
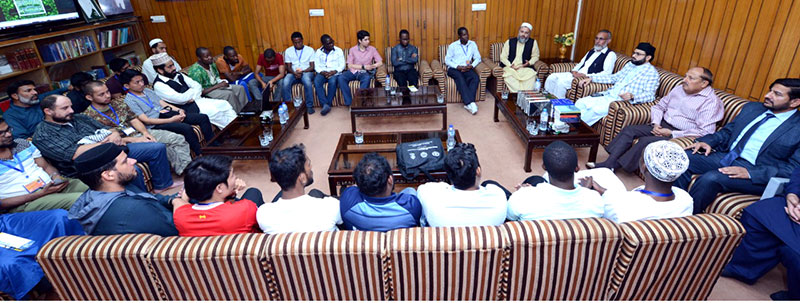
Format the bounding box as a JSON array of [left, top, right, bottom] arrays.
[[76, 0, 107, 23]]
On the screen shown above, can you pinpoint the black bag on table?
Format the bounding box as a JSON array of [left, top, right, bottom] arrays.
[[396, 138, 445, 181]]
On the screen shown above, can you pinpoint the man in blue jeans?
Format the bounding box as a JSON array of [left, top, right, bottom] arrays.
[[32, 95, 177, 192], [339, 30, 383, 106], [282, 32, 316, 114], [313, 34, 346, 116]]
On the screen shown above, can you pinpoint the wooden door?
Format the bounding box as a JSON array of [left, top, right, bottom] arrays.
[[386, 0, 456, 63]]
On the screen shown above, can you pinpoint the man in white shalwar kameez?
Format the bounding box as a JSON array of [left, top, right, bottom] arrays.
[[544, 30, 617, 99]]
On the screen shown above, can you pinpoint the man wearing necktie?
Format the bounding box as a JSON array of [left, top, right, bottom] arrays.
[[675, 78, 800, 214]]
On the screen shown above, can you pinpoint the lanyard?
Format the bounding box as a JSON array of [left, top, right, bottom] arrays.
[[636, 189, 674, 197], [90, 104, 121, 126], [115, 75, 128, 92], [460, 43, 470, 57], [0, 154, 25, 175], [130, 92, 156, 109], [295, 47, 304, 62]]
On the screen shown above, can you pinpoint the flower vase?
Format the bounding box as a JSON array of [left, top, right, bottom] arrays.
[[558, 45, 567, 59]]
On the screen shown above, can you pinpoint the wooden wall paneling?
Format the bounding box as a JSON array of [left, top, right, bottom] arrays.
[[770, 1, 800, 91], [739, 0, 788, 100]]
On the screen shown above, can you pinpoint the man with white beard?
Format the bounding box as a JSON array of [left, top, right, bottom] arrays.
[[499, 23, 540, 92], [544, 30, 616, 99], [4, 80, 43, 139]]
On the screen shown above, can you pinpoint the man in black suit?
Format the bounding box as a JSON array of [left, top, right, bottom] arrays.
[[675, 78, 800, 214]]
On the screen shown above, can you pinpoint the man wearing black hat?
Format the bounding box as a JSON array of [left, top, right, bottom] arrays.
[[575, 42, 660, 126], [68, 143, 178, 236]]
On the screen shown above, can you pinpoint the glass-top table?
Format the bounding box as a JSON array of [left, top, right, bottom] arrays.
[[350, 86, 446, 131]]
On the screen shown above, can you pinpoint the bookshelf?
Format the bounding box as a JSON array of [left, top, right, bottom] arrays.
[[0, 17, 147, 100]]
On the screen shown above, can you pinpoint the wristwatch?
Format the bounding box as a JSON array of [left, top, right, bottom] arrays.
[[362, 65, 366, 70]]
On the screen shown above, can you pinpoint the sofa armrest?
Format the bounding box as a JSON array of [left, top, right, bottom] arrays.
[[574, 82, 613, 99], [669, 136, 696, 149], [430, 60, 446, 92], [534, 60, 550, 83], [375, 65, 388, 83], [419, 60, 433, 84], [474, 60, 492, 78], [600, 101, 656, 146], [549, 62, 577, 74]]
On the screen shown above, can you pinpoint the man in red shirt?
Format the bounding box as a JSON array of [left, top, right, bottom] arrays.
[[255, 48, 286, 102], [172, 155, 264, 236]]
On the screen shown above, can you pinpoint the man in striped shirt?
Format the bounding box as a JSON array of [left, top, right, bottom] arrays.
[[588, 67, 723, 173]]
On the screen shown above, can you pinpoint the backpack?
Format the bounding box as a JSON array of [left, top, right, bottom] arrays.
[[396, 138, 445, 181]]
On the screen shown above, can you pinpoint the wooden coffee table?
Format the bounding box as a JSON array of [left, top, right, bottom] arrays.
[[350, 86, 446, 132], [493, 92, 599, 172], [327, 130, 461, 196], [201, 100, 309, 160]]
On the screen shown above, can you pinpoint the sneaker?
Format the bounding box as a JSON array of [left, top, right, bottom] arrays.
[[307, 107, 315, 115], [464, 102, 478, 115], [321, 104, 331, 116], [585, 162, 597, 169]]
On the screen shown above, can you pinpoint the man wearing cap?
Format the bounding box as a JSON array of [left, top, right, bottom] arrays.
[[142, 38, 182, 83], [576, 42, 659, 126], [68, 143, 178, 236], [32, 94, 177, 193], [582, 140, 693, 223], [150, 52, 237, 128], [544, 30, 616, 99], [499, 23, 540, 93]]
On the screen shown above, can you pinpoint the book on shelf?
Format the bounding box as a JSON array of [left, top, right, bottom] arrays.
[[39, 36, 98, 63], [1, 47, 41, 73], [98, 27, 135, 49]]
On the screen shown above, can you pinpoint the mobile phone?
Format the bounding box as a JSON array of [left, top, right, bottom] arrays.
[[52, 176, 66, 185]]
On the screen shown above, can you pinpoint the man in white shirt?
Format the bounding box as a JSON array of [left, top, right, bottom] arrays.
[[507, 141, 604, 221], [150, 53, 237, 129], [544, 30, 617, 99], [142, 38, 182, 84], [282, 32, 316, 114], [445, 27, 482, 115], [583, 140, 693, 223], [257, 144, 342, 233], [313, 34, 346, 116], [417, 143, 507, 227]]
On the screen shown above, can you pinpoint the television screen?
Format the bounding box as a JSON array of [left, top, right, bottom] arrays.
[[97, 0, 133, 16], [0, 0, 80, 31]]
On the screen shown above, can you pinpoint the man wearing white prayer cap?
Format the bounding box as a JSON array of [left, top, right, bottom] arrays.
[[150, 53, 237, 128], [142, 38, 182, 83], [544, 30, 617, 99], [581, 140, 694, 223], [498, 22, 540, 92]]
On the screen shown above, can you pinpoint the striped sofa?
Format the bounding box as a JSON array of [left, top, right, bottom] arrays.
[[375, 47, 433, 87], [486, 41, 549, 97], [430, 45, 492, 104], [35, 215, 743, 301]]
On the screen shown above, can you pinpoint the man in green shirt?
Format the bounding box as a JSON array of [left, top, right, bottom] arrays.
[[185, 47, 248, 112]]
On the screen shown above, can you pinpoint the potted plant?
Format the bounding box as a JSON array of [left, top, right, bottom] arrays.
[[554, 32, 575, 59]]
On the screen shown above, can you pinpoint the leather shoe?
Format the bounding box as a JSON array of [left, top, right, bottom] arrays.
[[770, 291, 793, 301]]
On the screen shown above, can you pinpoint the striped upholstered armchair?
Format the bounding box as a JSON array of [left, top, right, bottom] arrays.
[[280, 49, 373, 108], [547, 54, 632, 101], [430, 44, 492, 103], [487, 41, 549, 97], [607, 214, 745, 300], [375, 46, 433, 87]]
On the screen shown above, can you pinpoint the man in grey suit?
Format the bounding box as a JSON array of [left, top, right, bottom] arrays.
[[676, 78, 800, 214]]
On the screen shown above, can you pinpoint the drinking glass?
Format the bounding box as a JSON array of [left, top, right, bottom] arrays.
[[437, 93, 445, 104], [354, 131, 364, 144], [501, 88, 509, 100], [390, 86, 397, 95], [293, 95, 303, 107]]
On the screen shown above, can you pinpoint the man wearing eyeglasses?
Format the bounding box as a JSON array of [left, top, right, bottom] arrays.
[[588, 67, 724, 173], [544, 30, 616, 99], [575, 42, 660, 126]]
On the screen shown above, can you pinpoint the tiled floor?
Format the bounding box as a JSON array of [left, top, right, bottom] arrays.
[[221, 94, 784, 300]]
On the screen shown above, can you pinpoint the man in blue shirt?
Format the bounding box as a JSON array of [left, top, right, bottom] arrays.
[[339, 152, 422, 231], [445, 27, 482, 115], [3, 80, 43, 139]]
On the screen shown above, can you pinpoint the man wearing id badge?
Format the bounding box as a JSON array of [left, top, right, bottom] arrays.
[[83, 81, 192, 175], [445, 27, 482, 115], [0, 118, 88, 213]]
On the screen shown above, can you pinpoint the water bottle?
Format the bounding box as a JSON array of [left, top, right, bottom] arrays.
[[384, 75, 391, 91], [539, 108, 549, 132], [278, 103, 288, 125], [534, 78, 541, 92], [446, 125, 456, 151]]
